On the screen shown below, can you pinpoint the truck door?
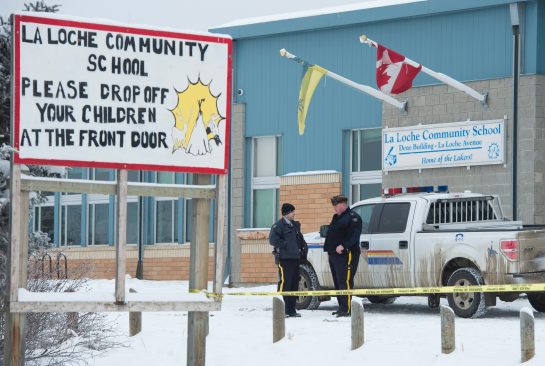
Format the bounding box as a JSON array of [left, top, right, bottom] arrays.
[[350, 203, 380, 288], [367, 202, 414, 288]]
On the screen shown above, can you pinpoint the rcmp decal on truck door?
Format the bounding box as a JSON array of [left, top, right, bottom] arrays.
[[367, 250, 403, 265]]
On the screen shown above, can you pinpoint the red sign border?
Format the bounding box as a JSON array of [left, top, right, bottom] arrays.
[[13, 14, 232, 175]]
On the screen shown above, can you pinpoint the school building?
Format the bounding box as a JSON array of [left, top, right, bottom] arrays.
[[33, 0, 545, 284]]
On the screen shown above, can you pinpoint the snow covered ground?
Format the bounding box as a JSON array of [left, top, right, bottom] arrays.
[[85, 278, 544, 366]]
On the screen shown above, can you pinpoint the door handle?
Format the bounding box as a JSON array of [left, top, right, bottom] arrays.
[[360, 241, 369, 250], [399, 240, 408, 249]]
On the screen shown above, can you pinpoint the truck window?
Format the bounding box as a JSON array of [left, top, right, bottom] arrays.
[[376, 203, 410, 233], [351, 204, 376, 234]]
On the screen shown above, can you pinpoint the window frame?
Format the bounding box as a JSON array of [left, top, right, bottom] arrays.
[[250, 135, 281, 228], [59, 193, 83, 246], [153, 171, 179, 244], [33, 203, 56, 245], [349, 127, 383, 204]]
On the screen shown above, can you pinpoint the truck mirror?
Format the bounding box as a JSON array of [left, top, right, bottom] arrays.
[[319, 225, 329, 238]]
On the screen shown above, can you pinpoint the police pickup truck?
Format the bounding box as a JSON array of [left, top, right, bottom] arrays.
[[297, 187, 545, 318]]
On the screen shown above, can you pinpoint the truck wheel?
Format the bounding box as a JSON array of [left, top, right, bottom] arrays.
[[446, 268, 486, 318], [527, 292, 545, 312], [296, 263, 321, 310], [367, 296, 397, 304]]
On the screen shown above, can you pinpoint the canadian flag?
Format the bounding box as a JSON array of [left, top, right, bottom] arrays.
[[376, 44, 421, 94]]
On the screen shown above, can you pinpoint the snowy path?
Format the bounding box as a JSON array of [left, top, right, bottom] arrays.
[[87, 279, 544, 366]]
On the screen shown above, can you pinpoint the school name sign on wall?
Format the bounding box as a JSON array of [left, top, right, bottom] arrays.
[[13, 14, 232, 174], [382, 119, 505, 172]]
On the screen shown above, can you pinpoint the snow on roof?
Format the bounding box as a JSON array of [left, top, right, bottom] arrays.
[[216, 0, 425, 28], [283, 170, 338, 176]]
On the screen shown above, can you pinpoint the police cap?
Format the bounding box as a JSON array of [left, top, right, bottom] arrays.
[[330, 194, 348, 206]]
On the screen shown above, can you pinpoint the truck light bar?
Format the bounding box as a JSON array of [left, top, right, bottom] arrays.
[[382, 185, 449, 196]]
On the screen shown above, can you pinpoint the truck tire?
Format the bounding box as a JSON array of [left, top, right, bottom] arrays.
[[296, 263, 321, 310], [527, 292, 545, 312], [367, 296, 397, 304], [446, 268, 486, 318]]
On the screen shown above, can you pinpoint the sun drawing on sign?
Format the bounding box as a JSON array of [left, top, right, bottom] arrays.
[[169, 78, 224, 156]]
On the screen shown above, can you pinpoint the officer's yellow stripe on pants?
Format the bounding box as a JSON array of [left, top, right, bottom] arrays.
[[278, 263, 285, 292], [346, 251, 352, 313]]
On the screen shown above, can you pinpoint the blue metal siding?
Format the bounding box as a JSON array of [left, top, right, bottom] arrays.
[[212, 0, 526, 40], [234, 4, 522, 175]]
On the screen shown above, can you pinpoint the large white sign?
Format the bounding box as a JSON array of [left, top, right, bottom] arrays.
[[13, 14, 232, 174], [382, 119, 505, 172]]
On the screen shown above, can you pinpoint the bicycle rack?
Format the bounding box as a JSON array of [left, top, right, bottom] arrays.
[[40, 252, 53, 277], [56, 252, 68, 279]]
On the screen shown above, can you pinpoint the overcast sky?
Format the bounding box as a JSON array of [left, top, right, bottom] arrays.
[[2, 0, 371, 31]]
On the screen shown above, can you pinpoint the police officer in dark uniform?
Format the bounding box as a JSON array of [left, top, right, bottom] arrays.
[[269, 203, 307, 317], [324, 195, 362, 317]]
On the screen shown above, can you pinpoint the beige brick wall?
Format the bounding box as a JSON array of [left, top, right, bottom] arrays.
[[237, 231, 277, 284], [53, 244, 216, 281], [279, 172, 341, 233], [240, 253, 277, 283]]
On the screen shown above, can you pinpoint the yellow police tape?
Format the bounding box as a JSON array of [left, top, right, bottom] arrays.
[[191, 283, 545, 299]]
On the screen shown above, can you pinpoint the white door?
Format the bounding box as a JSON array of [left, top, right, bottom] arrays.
[[367, 202, 414, 288], [350, 203, 380, 288]]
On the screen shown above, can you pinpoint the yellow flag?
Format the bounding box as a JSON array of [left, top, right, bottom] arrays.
[[297, 65, 327, 135]]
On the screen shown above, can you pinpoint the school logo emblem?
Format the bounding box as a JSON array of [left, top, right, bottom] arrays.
[[488, 143, 500, 160], [170, 78, 224, 156], [384, 146, 398, 167]]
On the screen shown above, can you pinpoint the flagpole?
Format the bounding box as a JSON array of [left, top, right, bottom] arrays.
[[359, 35, 488, 106], [279, 49, 407, 112]]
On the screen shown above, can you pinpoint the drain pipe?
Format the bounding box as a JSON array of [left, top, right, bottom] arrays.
[[510, 3, 521, 221]]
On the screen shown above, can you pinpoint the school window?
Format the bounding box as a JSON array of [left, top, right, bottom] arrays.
[[34, 205, 55, 244], [350, 128, 382, 204], [126, 170, 141, 245], [60, 201, 82, 246], [126, 201, 139, 244], [128, 170, 140, 182], [155, 171, 178, 243], [88, 201, 110, 245], [31, 169, 187, 246], [65, 167, 85, 195], [91, 168, 113, 181], [156, 200, 178, 243], [57, 168, 85, 245], [251, 136, 280, 228]]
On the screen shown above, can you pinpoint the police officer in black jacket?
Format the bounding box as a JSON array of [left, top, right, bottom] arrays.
[[324, 195, 362, 317], [269, 203, 307, 318]]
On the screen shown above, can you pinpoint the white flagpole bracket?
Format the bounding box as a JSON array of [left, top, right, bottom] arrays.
[[280, 48, 407, 112], [359, 35, 489, 107]]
